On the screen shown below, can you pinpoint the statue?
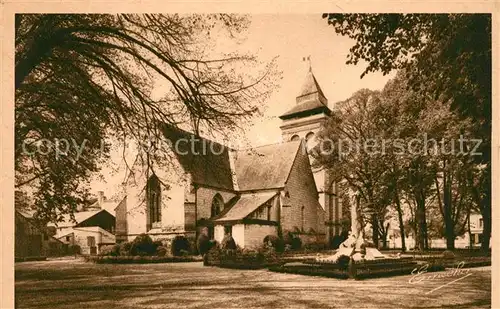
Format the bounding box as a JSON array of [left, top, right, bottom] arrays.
[[317, 192, 386, 263]]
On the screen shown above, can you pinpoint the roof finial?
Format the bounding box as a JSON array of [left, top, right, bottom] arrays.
[[302, 55, 311, 72]]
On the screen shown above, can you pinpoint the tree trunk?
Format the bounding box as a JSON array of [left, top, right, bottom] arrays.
[[415, 193, 427, 251], [394, 189, 406, 252], [371, 214, 379, 248], [381, 222, 389, 249], [467, 210, 473, 250], [481, 208, 491, 252], [443, 170, 455, 250]]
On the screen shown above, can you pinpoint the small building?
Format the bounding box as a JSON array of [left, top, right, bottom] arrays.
[[48, 209, 116, 255]]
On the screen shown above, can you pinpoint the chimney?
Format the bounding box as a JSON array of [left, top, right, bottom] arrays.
[[97, 191, 104, 208]]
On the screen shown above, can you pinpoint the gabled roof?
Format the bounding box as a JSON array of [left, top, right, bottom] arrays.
[[88, 199, 122, 214], [162, 124, 234, 190], [214, 192, 277, 222], [47, 209, 114, 228], [234, 140, 302, 191]]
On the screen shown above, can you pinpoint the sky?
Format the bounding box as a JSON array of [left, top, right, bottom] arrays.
[[91, 14, 395, 198]]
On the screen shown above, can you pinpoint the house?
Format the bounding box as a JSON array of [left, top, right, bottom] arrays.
[[15, 210, 65, 258], [115, 68, 343, 248], [48, 209, 116, 255]]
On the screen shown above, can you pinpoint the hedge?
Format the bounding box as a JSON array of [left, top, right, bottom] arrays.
[[205, 246, 281, 269], [84, 255, 203, 264], [15, 256, 48, 263]]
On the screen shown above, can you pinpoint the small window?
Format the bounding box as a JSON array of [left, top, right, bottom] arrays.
[[66, 236, 70, 242], [479, 218, 483, 228], [290, 134, 300, 141], [87, 236, 96, 247], [224, 225, 232, 236], [305, 132, 314, 142]]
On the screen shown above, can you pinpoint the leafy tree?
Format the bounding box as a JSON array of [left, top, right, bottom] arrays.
[[15, 14, 277, 223], [312, 89, 393, 247], [322, 13, 491, 251]]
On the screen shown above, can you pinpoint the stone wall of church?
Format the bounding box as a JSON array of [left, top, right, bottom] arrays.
[[244, 224, 277, 249], [195, 187, 236, 220], [281, 143, 326, 237], [114, 197, 128, 242]]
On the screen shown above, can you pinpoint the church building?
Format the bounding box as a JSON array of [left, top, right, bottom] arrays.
[[114, 68, 342, 248]]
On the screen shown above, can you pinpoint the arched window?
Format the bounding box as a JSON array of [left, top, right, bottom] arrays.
[[290, 134, 300, 141], [147, 174, 162, 227], [211, 193, 224, 217]]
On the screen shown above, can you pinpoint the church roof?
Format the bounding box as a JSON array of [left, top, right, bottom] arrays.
[[162, 125, 304, 192], [234, 140, 302, 191], [214, 191, 277, 222], [162, 124, 235, 190], [280, 69, 331, 120]]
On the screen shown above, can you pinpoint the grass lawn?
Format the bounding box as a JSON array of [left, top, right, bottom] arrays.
[[15, 258, 491, 309]]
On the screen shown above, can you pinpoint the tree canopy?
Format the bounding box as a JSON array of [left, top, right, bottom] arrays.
[[321, 13, 491, 250]]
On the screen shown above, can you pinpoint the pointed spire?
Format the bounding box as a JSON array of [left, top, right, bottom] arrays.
[[296, 68, 328, 106]]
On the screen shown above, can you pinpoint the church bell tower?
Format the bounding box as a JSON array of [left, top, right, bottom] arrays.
[[279, 65, 342, 244]]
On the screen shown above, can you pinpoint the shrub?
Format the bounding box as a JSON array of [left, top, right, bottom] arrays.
[[187, 237, 199, 255], [99, 244, 119, 256], [304, 241, 327, 252], [337, 255, 351, 266], [197, 233, 211, 256], [156, 246, 168, 257], [171, 235, 190, 256], [69, 244, 81, 255], [283, 232, 303, 250], [221, 235, 237, 250], [330, 235, 344, 249], [130, 234, 157, 256], [119, 242, 132, 256], [153, 240, 164, 248], [442, 250, 456, 259], [263, 235, 284, 253]]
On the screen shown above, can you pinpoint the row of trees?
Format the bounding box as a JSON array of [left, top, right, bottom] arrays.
[[315, 13, 491, 251]]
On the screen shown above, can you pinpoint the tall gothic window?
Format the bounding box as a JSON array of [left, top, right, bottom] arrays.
[[211, 194, 224, 217], [147, 174, 162, 226]]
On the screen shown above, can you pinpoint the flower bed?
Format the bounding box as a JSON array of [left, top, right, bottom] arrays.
[[268, 262, 349, 279], [353, 258, 420, 279], [84, 255, 203, 264], [268, 257, 435, 280]]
